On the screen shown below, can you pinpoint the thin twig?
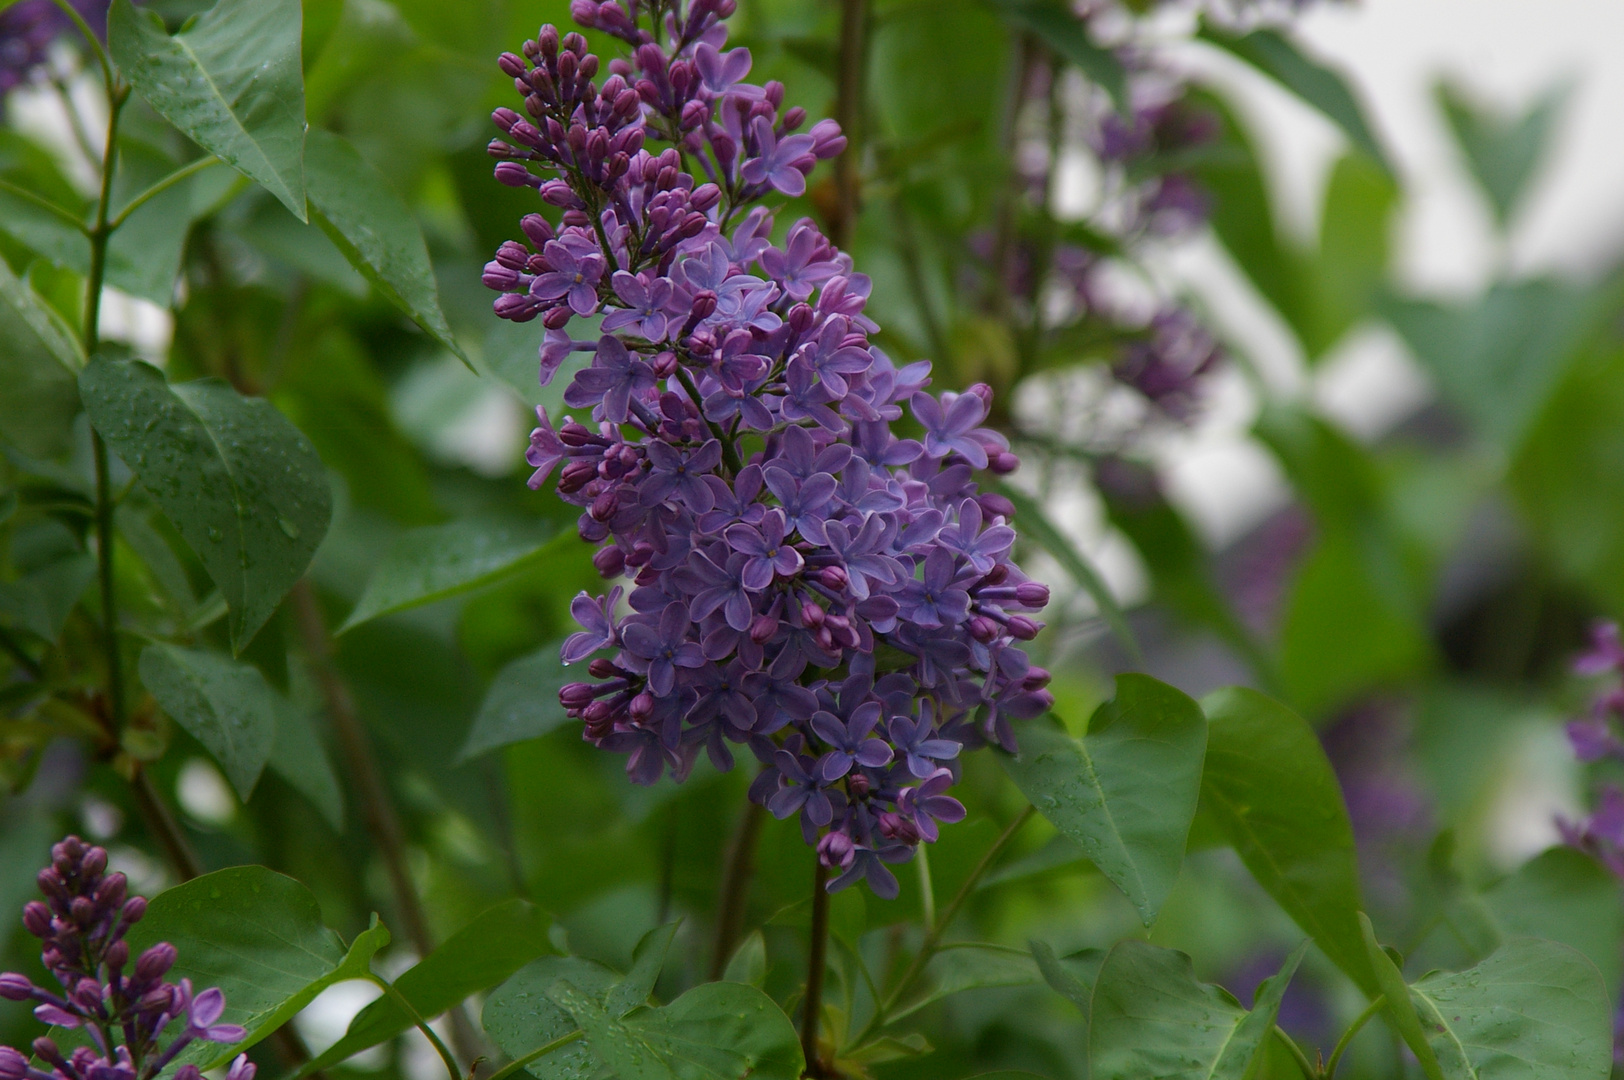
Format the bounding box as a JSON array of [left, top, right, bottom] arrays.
[[709, 797, 766, 979], [370, 976, 461, 1080], [482, 1032, 585, 1080], [129, 766, 203, 880], [1324, 995, 1385, 1080], [800, 860, 831, 1078], [1272, 1025, 1320, 1079]]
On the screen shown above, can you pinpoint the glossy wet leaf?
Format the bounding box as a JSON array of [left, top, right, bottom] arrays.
[[1411, 938, 1612, 1080], [305, 130, 468, 365], [337, 520, 559, 633], [138, 644, 278, 797], [1088, 939, 1307, 1080], [109, 0, 307, 220], [303, 898, 553, 1073], [457, 640, 572, 762], [125, 867, 389, 1071], [0, 256, 81, 458], [1000, 674, 1206, 924], [80, 357, 331, 652], [1200, 688, 1378, 996], [605, 922, 679, 1017], [484, 957, 620, 1080]]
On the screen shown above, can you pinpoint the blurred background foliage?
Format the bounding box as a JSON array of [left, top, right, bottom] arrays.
[[5, 0, 1624, 1077]]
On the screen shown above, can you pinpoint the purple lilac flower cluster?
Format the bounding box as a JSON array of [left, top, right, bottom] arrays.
[[484, 2, 1054, 898], [1559, 621, 1624, 878], [0, 1, 108, 96], [0, 838, 253, 1080]]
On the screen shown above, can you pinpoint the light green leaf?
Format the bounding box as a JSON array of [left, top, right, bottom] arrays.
[[457, 641, 572, 763], [301, 898, 554, 1074], [337, 520, 559, 633], [1197, 19, 1390, 175], [125, 867, 389, 1071], [305, 130, 468, 365], [1436, 81, 1566, 228], [1411, 938, 1611, 1080], [109, 0, 307, 220], [1200, 688, 1377, 996], [0, 256, 82, 458], [1482, 847, 1624, 1001], [986, 0, 1124, 107], [483, 957, 620, 1080], [1031, 941, 1102, 1020], [1360, 912, 1445, 1080], [722, 931, 767, 988], [999, 674, 1206, 924], [891, 945, 1039, 1022], [267, 697, 344, 828], [79, 356, 331, 652], [992, 479, 1139, 660], [1088, 939, 1306, 1080], [138, 644, 278, 798]]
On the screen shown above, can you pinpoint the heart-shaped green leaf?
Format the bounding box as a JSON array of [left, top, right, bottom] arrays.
[[138, 643, 278, 798]]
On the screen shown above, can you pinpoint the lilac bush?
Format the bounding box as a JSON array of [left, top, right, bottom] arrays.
[[485, 1, 1053, 897], [0, 838, 253, 1080]]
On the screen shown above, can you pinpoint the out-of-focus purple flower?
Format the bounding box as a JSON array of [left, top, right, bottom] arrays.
[[0, 1, 108, 96], [1575, 621, 1624, 676], [1113, 308, 1223, 421]]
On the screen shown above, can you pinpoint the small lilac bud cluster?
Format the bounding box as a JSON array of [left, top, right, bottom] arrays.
[[486, 3, 1053, 897], [0, 838, 253, 1080]]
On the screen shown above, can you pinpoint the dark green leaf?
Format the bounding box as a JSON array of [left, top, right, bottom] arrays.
[[1482, 848, 1624, 999], [305, 130, 468, 365], [109, 0, 307, 220], [1031, 940, 1102, 1020], [1360, 912, 1445, 1080], [605, 922, 679, 1017], [721, 931, 766, 988], [993, 479, 1139, 660], [1197, 19, 1390, 174], [1412, 938, 1611, 1080], [126, 867, 389, 1071], [1382, 279, 1614, 454], [302, 899, 554, 1074], [457, 641, 571, 763], [483, 957, 620, 1080], [1200, 688, 1378, 996], [1436, 81, 1565, 227], [0, 256, 81, 458], [999, 674, 1207, 924], [105, 142, 236, 304], [267, 697, 344, 828], [337, 520, 560, 633], [0, 553, 94, 642], [986, 0, 1124, 107], [138, 644, 277, 797], [1088, 939, 1306, 1080], [890, 945, 1039, 1021], [80, 356, 332, 652]]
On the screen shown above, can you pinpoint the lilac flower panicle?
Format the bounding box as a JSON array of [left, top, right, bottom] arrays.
[[486, 1, 1053, 896], [0, 838, 256, 1080]]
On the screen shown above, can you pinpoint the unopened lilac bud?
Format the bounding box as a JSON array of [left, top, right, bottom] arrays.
[[978, 492, 1017, 520], [878, 812, 921, 844], [495, 162, 539, 188], [749, 614, 779, 644], [819, 565, 849, 591], [1007, 616, 1042, 641], [817, 830, 855, 870], [652, 351, 678, 378], [581, 700, 612, 725], [0, 974, 34, 1001], [483, 262, 522, 291], [966, 383, 993, 408], [629, 692, 654, 719], [680, 99, 709, 130], [801, 601, 825, 628], [764, 80, 784, 108], [135, 942, 176, 981], [589, 489, 619, 522], [1014, 582, 1049, 607], [967, 615, 999, 643], [782, 106, 806, 131], [121, 897, 146, 924], [498, 52, 527, 78], [22, 901, 50, 937], [689, 290, 717, 320], [0, 1046, 27, 1080], [560, 683, 599, 708], [846, 772, 871, 798], [105, 941, 128, 970], [225, 1055, 257, 1080], [1024, 667, 1052, 689], [988, 450, 1020, 475], [520, 213, 554, 247], [689, 183, 721, 212], [69, 897, 94, 926], [542, 306, 574, 330], [593, 545, 626, 578]]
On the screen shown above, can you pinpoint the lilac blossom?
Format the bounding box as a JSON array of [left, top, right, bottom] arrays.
[[485, 3, 1052, 896], [0, 838, 255, 1080]]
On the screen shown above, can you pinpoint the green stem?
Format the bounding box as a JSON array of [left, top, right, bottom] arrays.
[[1271, 1026, 1319, 1079], [108, 157, 219, 230], [483, 1032, 585, 1080], [827, 0, 869, 250], [709, 796, 766, 980], [0, 178, 90, 234], [370, 976, 461, 1080], [48, 0, 113, 93], [1324, 995, 1384, 1080], [851, 805, 1035, 1048], [915, 841, 935, 932], [800, 860, 831, 1078]]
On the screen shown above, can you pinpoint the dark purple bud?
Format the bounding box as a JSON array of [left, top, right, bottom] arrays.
[[69, 897, 94, 926], [495, 162, 539, 187], [801, 601, 825, 628], [1024, 667, 1052, 689], [788, 304, 814, 334], [817, 830, 855, 870], [22, 901, 50, 937], [847, 772, 871, 798], [749, 614, 778, 645], [967, 615, 999, 643], [1007, 616, 1041, 641], [653, 351, 678, 378], [988, 450, 1020, 475], [1014, 582, 1049, 607], [578, 517, 610, 543], [0, 974, 34, 1001], [782, 106, 806, 131], [680, 100, 709, 129], [121, 897, 146, 924], [593, 545, 626, 578], [819, 566, 849, 591], [542, 306, 574, 330], [689, 183, 721, 212], [582, 700, 611, 724], [0, 1046, 28, 1080], [520, 213, 554, 247], [483, 262, 522, 291], [135, 942, 176, 981], [498, 52, 527, 78], [977, 492, 1017, 520], [560, 683, 599, 708], [689, 290, 718, 320], [629, 692, 654, 720], [104, 940, 128, 971], [878, 812, 921, 844], [589, 490, 619, 522], [764, 80, 784, 108]]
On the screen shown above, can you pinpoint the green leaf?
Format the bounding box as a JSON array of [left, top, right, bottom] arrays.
[[1197, 19, 1390, 175], [483, 957, 620, 1080], [999, 674, 1207, 924], [1409, 938, 1612, 1080], [0, 256, 82, 458], [109, 0, 308, 220], [138, 644, 278, 797], [79, 357, 330, 651], [721, 930, 767, 988], [267, 697, 344, 828], [1383, 279, 1615, 455], [605, 922, 679, 1017], [890, 944, 1040, 1021], [992, 479, 1139, 660], [1436, 81, 1565, 228], [1482, 848, 1624, 999], [1303, 152, 1398, 360], [125, 867, 389, 1071], [1031, 941, 1103, 1020], [0, 553, 94, 643], [986, 0, 1124, 107], [1199, 688, 1378, 996], [302, 898, 554, 1074], [1088, 939, 1307, 1080], [337, 520, 559, 634], [457, 641, 572, 763], [305, 130, 468, 365], [1360, 912, 1445, 1080], [547, 980, 804, 1080]]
